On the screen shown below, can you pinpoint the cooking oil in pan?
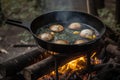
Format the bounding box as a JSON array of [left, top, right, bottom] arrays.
[[36, 22, 99, 45]]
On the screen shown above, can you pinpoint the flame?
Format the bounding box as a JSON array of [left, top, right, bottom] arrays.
[[57, 52, 101, 74], [51, 56, 87, 75], [91, 52, 101, 64], [38, 52, 101, 80], [91, 52, 96, 58]]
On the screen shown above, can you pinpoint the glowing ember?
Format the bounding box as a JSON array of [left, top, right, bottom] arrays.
[[58, 56, 87, 74], [38, 52, 101, 80], [91, 52, 102, 64]]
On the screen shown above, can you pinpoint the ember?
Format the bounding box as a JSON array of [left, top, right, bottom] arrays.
[[38, 52, 101, 80]]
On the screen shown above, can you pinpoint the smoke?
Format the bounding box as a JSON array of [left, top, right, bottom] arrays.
[[40, 0, 87, 22], [55, 11, 86, 24], [43, 0, 73, 12], [43, 0, 87, 13], [55, 11, 83, 23]]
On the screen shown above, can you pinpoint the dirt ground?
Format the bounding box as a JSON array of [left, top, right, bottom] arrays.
[[0, 25, 36, 63]]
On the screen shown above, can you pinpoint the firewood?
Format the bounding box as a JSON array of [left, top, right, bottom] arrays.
[[12, 44, 37, 47], [106, 44, 120, 56], [23, 56, 56, 80], [105, 26, 120, 42], [69, 63, 120, 78], [23, 53, 86, 80], [93, 64, 120, 80], [0, 48, 47, 79]]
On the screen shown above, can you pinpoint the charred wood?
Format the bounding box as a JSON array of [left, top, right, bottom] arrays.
[[22, 37, 120, 80], [106, 44, 120, 56], [67, 63, 120, 80], [23, 56, 56, 80], [93, 64, 120, 80], [105, 26, 120, 43], [104, 38, 117, 46], [23, 53, 86, 80], [66, 64, 105, 80], [12, 44, 37, 47], [0, 48, 48, 79], [1, 74, 25, 80]]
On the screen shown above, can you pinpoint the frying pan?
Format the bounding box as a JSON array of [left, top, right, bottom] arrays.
[[6, 11, 106, 54]]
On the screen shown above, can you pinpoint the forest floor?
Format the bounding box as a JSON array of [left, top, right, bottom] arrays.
[[0, 0, 39, 63], [0, 25, 36, 63]]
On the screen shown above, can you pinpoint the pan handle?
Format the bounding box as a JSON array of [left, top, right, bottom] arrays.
[[5, 19, 30, 31]]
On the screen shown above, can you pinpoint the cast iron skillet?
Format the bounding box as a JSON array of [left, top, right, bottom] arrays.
[[6, 11, 106, 54]]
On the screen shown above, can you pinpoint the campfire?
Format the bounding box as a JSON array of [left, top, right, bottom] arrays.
[[37, 52, 101, 80]]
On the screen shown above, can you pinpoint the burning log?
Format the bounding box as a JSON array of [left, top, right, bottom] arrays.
[[1, 74, 25, 80], [105, 26, 120, 43], [0, 48, 48, 79], [106, 44, 120, 56], [23, 56, 56, 80], [92, 63, 120, 80], [69, 41, 120, 80], [66, 63, 120, 80], [66, 64, 105, 80], [23, 53, 85, 80]]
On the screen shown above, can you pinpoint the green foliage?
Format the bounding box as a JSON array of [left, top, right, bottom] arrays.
[[1, 0, 40, 20], [98, 8, 115, 28], [18, 31, 34, 42], [98, 8, 120, 32], [1, 0, 41, 42]]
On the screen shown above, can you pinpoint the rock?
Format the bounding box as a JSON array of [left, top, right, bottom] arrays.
[[0, 49, 8, 54]]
